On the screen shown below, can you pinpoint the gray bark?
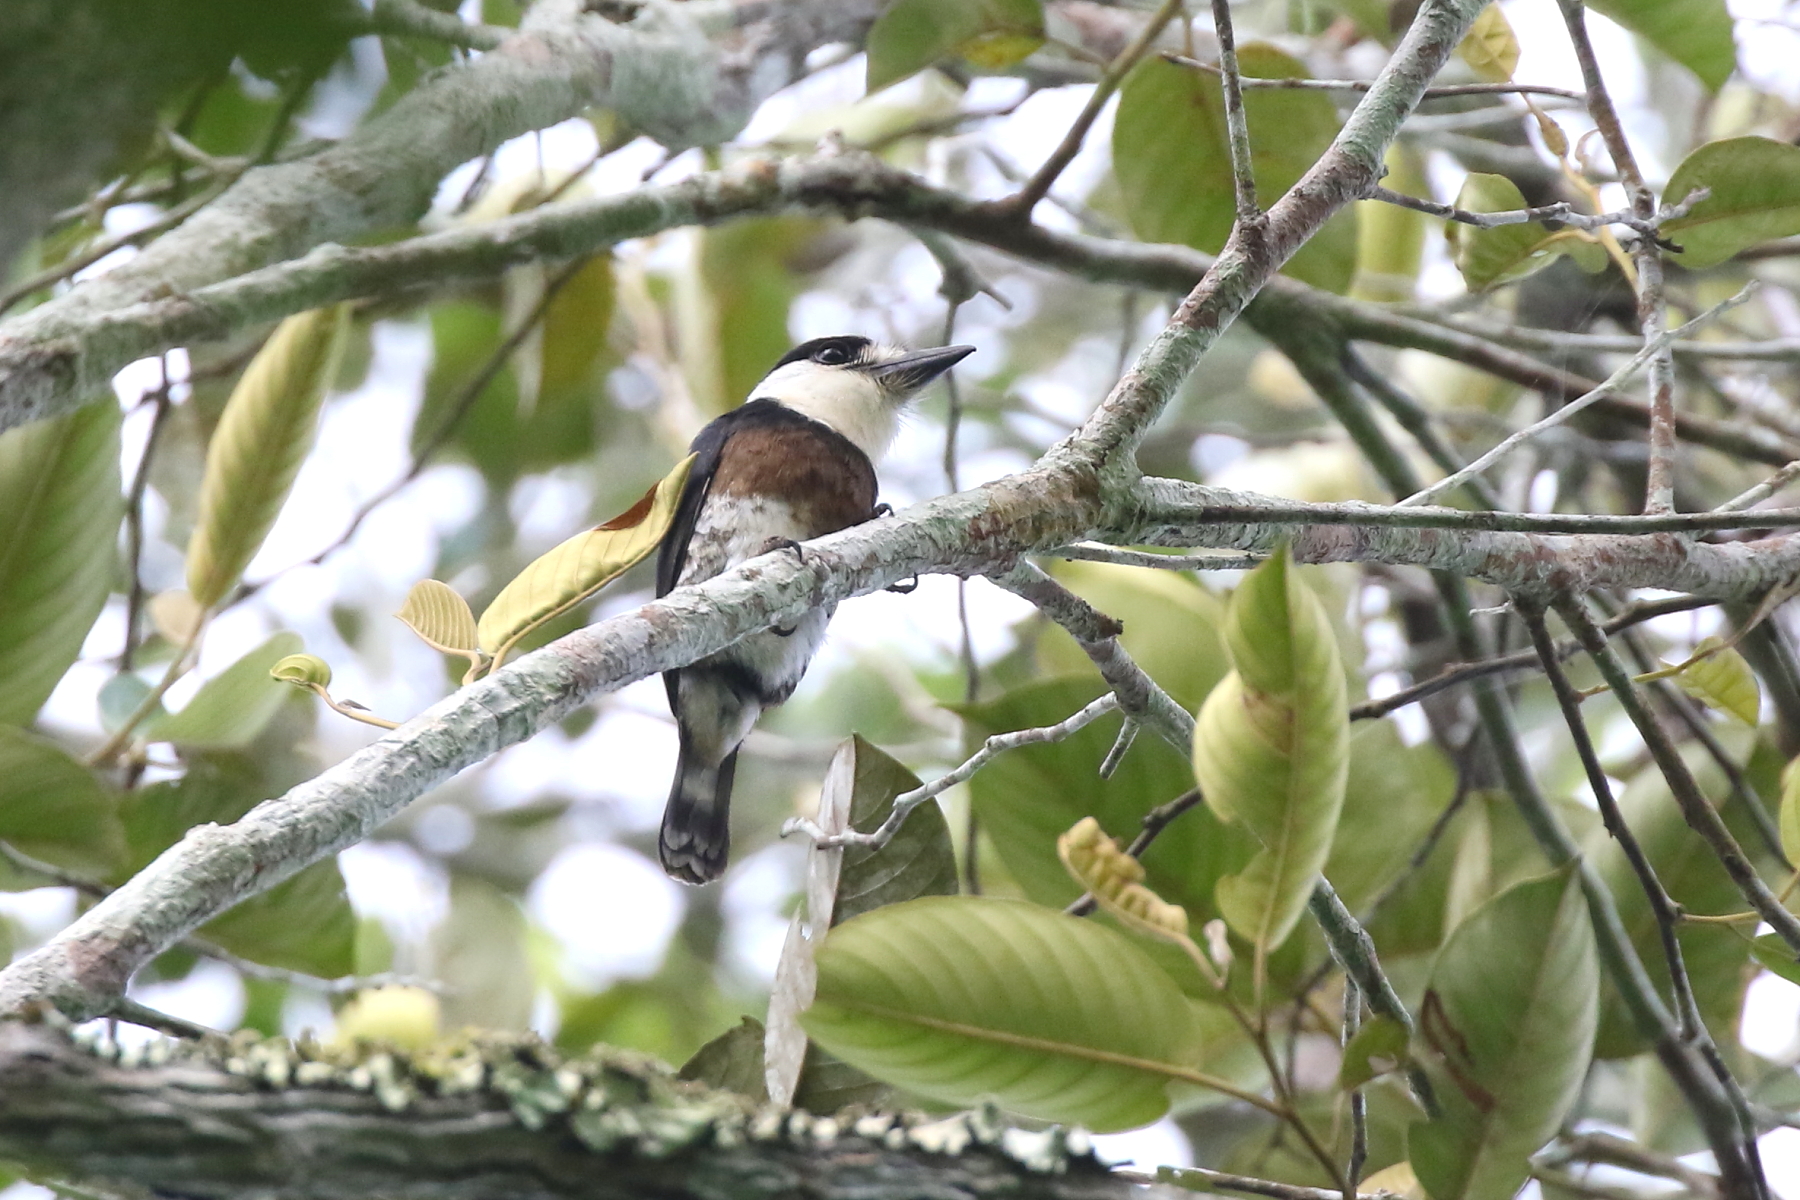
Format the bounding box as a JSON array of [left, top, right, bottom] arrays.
[[0, 1022, 1149, 1200]]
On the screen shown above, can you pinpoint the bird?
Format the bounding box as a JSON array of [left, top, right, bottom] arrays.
[[654, 335, 975, 884]]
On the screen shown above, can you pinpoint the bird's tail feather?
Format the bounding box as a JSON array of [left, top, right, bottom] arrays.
[[659, 740, 736, 885]]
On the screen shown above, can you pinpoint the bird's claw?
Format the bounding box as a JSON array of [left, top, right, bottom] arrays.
[[887, 575, 919, 594], [760, 537, 805, 563], [872, 502, 895, 518]]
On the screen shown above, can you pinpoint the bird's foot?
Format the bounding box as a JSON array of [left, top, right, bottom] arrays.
[[887, 575, 919, 594], [760, 536, 805, 564], [872, 502, 895, 518]]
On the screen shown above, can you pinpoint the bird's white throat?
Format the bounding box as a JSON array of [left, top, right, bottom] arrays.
[[751, 360, 901, 461]]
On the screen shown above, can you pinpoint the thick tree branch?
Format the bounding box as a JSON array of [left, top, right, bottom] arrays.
[[0, 1021, 1140, 1200], [9, 461, 1800, 1017], [4, 151, 1788, 474], [0, 0, 883, 429]]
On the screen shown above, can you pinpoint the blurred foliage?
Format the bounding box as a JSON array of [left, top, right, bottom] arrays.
[[10, 0, 1800, 1193]]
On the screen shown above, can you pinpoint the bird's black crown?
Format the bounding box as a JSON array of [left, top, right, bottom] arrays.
[[772, 335, 873, 370]]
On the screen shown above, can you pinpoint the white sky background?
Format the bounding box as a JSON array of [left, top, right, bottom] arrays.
[[7, 0, 1800, 1192]]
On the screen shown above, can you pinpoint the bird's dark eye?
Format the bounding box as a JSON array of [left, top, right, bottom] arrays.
[[813, 345, 851, 365]]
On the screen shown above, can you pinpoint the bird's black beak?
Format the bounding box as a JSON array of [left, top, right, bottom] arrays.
[[868, 344, 976, 393]]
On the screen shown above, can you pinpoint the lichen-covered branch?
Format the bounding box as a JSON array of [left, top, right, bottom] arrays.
[[0, 1021, 1139, 1200], [8, 453, 1800, 1018], [0, 0, 885, 429]]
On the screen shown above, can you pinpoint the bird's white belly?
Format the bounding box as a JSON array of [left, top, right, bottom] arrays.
[[679, 492, 836, 703]]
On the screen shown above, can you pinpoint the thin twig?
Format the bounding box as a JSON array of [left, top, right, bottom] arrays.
[[1342, 975, 1366, 1197], [1559, 594, 1800, 959], [107, 997, 219, 1041], [120, 369, 176, 672], [990, 562, 1194, 753], [1523, 602, 1709, 1038], [1209, 0, 1261, 228], [1397, 285, 1756, 507], [257, 258, 586, 589], [1554, 0, 1674, 515], [1002, 0, 1185, 216], [1049, 543, 1267, 571], [1551, 1130, 1723, 1198], [1160, 56, 1586, 101], [1614, 625, 1789, 868], [1719, 460, 1800, 512], [783, 695, 1121, 850], [185, 938, 444, 996], [1350, 595, 1717, 720], [1157, 1166, 1347, 1200], [0, 175, 240, 315], [1367, 183, 1703, 238]]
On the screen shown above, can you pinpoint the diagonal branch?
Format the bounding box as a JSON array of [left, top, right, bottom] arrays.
[[1558, 595, 1800, 955], [0, 0, 887, 430]]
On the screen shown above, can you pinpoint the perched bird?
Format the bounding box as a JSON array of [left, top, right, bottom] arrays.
[[654, 335, 974, 884]]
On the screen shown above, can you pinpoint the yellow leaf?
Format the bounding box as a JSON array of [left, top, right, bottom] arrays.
[[331, 986, 441, 1051], [270, 653, 333, 689], [396, 579, 481, 658], [186, 305, 352, 608], [1457, 4, 1519, 83], [959, 31, 1043, 68], [148, 589, 204, 645], [1526, 99, 1570, 160], [1057, 817, 1190, 942], [1359, 1161, 1424, 1199], [477, 455, 697, 664], [1192, 548, 1350, 952], [1782, 756, 1800, 868], [1676, 635, 1761, 726]]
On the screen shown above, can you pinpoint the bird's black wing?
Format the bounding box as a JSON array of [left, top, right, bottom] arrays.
[[655, 409, 741, 601]]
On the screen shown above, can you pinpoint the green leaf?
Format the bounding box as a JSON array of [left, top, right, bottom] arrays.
[[1664, 137, 1800, 269], [1744, 930, 1800, 987], [1781, 754, 1800, 867], [0, 398, 122, 726], [433, 874, 533, 1029], [203, 857, 358, 979], [686, 218, 832, 417], [144, 633, 305, 749], [187, 306, 351, 608], [1042, 561, 1232, 711], [1341, 1014, 1411, 1090], [1113, 47, 1356, 293], [1193, 549, 1350, 951], [414, 300, 603, 485], [1673, 636, 1760, 726], [834, 734, 958, 924], [538, 254, 616, 408], [1327, 722, 1456, 913], [962, 677, 1257, 921], [793, 735, 958, 1113], [396, 579, 481, 657], [120, 757, 355, 976], [1448, 173, 1592, 290], [1456, 4, 1518, 82], [0, 726, 125, 881], [679, 1016, 769, 1100], [1586, 0, 1735, 92], [1409, 866, 1599, 1200], [271, 653, 332, 689], [477, 455, 696, 664], [1588, 756, 1744, 1059], [1353, 144, 1429, 303], [864, 0, 1044, 92], [803, 896, 1199, 1131]]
